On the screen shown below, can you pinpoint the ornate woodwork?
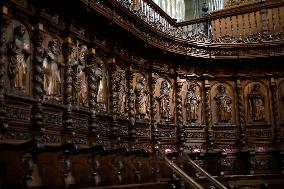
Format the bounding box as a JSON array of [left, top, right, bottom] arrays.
[[0, 0, 284, 188]]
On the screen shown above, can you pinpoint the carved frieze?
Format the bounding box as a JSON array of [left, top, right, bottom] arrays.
[[43, 112, 63, 126], [6, 106, 31, 122]]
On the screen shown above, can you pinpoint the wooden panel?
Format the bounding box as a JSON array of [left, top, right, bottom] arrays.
[[280, 6, 284, 30], [211, 20, 216, 39], [273, 8, 280, 32], [231, 15, 237, 37], [226, 17, 232, 36], [237, 14, 244, 36], [214, 19, 221, 39], [220, 18, 226, 36], [249, 12, 256, 34], [255, 11, 262, 33], [267, 8, 274, 33], [244, 13, 250, 36]]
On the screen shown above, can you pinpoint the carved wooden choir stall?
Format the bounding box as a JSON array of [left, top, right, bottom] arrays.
[[0, 0, 284, 188]]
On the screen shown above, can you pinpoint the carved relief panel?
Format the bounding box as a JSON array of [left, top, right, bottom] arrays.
[[69, 42, 88, 108], [179, 80, 202, 126], [4, 20, 32, 95], [210, 82, 236, 126], [111, 65, 127, 116], [133, 73, 150, 121], [244, 81, 271, 125], [153, 76, 174, 124], [42, 35, 64, 103], [94, 57, 108, 112]]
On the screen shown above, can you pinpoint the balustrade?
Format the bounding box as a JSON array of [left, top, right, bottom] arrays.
[[114, 0, 284, 43]]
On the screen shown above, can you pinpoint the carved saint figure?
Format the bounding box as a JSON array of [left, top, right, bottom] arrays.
[[113, 72, 126, 114], [7, 25, 30, 89], [43, 39, 61, 98], [156, 80, 172, 122], [95, 59, 107, 110], [248, 83, 265, 121], [214, 84, 232, 123], [135, 76, 149, 119], [71, 45, 88, 107], [185, 84, 200, 123]]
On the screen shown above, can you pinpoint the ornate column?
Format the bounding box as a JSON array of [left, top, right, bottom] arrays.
[[63, 37, 73, 130], [236, 79, 247, 148], [204, 79, 213, 149], [270, 78, 280, 145], [109, 63, 120, 148], [149, 72, 159, 181], [126, 70, 136, 149], [0, 16, 8, 130], [33, 23, 44, 131], [87, 48, 97, 133], [176, 79, 185, 153]]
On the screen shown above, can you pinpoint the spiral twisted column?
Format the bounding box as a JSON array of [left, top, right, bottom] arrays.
[[33, 24, 45, 130], [236, 80, 247, 148]]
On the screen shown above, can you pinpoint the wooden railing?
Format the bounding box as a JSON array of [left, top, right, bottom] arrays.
[[114, 0, 284, 43], [159, 150, 228, 189]]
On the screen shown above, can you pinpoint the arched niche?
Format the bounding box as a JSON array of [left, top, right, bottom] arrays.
[[5, 20, 32, 95], [154, 77, 174, 124], [244, 81, 271, 125], [180, 80, 202, 125], [133, 72, 150, 120], [42, 34, 64, 103], [210, 82, 236, 126]]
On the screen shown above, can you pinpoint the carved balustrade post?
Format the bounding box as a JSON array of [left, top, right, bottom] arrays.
[[270, 78, 280, 145], [33, 23, 44, 131], [87, 48, 97, 130], [236, 79, 247, 148], [204, 80, 213, 149], [63, 37, 74, 130], [0, 18, 8, 130], [126, 70, 136, 149]]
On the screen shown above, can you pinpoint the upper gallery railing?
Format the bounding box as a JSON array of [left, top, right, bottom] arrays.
[[114, 0, 284, 44]]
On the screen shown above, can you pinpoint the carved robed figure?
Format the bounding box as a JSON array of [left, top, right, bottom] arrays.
[[156, 80, 172, 122], [43, 39, 61, 98], [185, 84, 200, 123], [248, 83, 265, 121], [214, 84, 232, 123], [7, 25, 30, 89], [135, 76, 149, 119], [71, 45, 88, 107]]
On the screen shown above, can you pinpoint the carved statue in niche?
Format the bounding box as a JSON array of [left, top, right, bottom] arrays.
[[185, 84, 200, 123], [7, 25, 30, 89], [248, 83, 265, 121], [156, 80, 172, 122], [135, 76, 149, 119], [95, 59, 107, 111], [43, 39, 62, 99], [71, 44, 88, 107], [113, 71, 126, 114], [214, 84, 232, 123]]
